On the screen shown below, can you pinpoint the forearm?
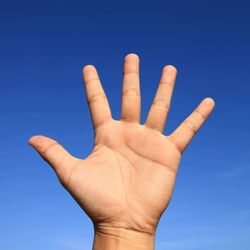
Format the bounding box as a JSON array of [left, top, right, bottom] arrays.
[[92, 227, 155, 250]]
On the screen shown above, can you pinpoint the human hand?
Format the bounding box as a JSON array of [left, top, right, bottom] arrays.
[[29, 53, 215, 249]]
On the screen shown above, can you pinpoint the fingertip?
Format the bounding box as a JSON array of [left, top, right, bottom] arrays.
[[28, 135, 41, 147], [28, 135, 57, 151], [123, 53, 140, 75], [203, 97, 215, 109], [197, 97, 215, 119], [124, 53, 140, 62], [82, 65, 100, 84], [82, 64, 96, 74], [163, 65, 177, 74]]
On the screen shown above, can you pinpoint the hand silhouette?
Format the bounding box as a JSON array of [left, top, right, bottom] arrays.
[[29, 53, 215, 249]]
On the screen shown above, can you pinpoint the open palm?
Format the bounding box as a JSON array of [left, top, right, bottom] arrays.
[[29, 54, 214, 238]]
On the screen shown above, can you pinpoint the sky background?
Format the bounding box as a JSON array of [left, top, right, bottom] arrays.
[[0, 0, 250, 249]]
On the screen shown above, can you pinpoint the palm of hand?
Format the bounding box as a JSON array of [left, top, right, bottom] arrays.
[[29, 53, 214, 235], [69, 120, 180, 235]]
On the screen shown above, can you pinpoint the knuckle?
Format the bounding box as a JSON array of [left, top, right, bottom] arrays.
[[88, 92, 107, 104], [152, 97, 170, 109], [159, 80, 174, 86], [59, 159, 80, 188], [194, 110, 207, 120], [42, 142, 59, 156], [123, 71, 139, 77], [122, 88, 140, 97], [59, 164, 74, 188], [183, 119, 197, 134], [84, 77, 100, 85], [94, 116, 113, 130]]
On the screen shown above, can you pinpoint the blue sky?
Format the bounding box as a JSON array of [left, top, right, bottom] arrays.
[[0, 1, 250, 249]]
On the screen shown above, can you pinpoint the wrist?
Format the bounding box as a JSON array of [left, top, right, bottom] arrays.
[[92, 225, 155, 250]]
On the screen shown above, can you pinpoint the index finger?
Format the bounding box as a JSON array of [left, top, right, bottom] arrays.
[[82, 65, 112, 129]]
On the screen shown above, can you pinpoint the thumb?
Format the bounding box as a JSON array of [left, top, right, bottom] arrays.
[[28, 135, 79, 185]]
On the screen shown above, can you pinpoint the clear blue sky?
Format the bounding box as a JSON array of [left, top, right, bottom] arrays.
[[0, 1, 250, 249]]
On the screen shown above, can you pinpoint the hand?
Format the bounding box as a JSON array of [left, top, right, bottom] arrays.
[[29, 53, 215, 249]]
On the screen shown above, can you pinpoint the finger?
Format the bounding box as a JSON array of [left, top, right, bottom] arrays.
[[169, 98, 215, 153], [145, 65, 177, 132], [28, 135, 79, 185], [120, 53, 141, 122], [82, 65, 112, 129]]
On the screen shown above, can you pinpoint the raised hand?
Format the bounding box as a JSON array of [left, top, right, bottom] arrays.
[[29, 53, 215, 249]]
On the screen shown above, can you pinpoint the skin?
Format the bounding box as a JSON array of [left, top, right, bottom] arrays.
[[29, 53, 215, 249]]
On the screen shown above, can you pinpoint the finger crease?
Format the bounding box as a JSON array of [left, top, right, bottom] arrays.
[[159, 81, 174, 87], [42, 142, 60, 156], [184, 119, 197, 134], [88, 93, 107, 105], [84, 78, 100, 85], [122, 88, 140, 96], [167, 136, 182, 155], [152, 98, 170, 109], [123, 72, 139, 76], [194, 110, 206, 120], [94, 117, 113, 130]]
